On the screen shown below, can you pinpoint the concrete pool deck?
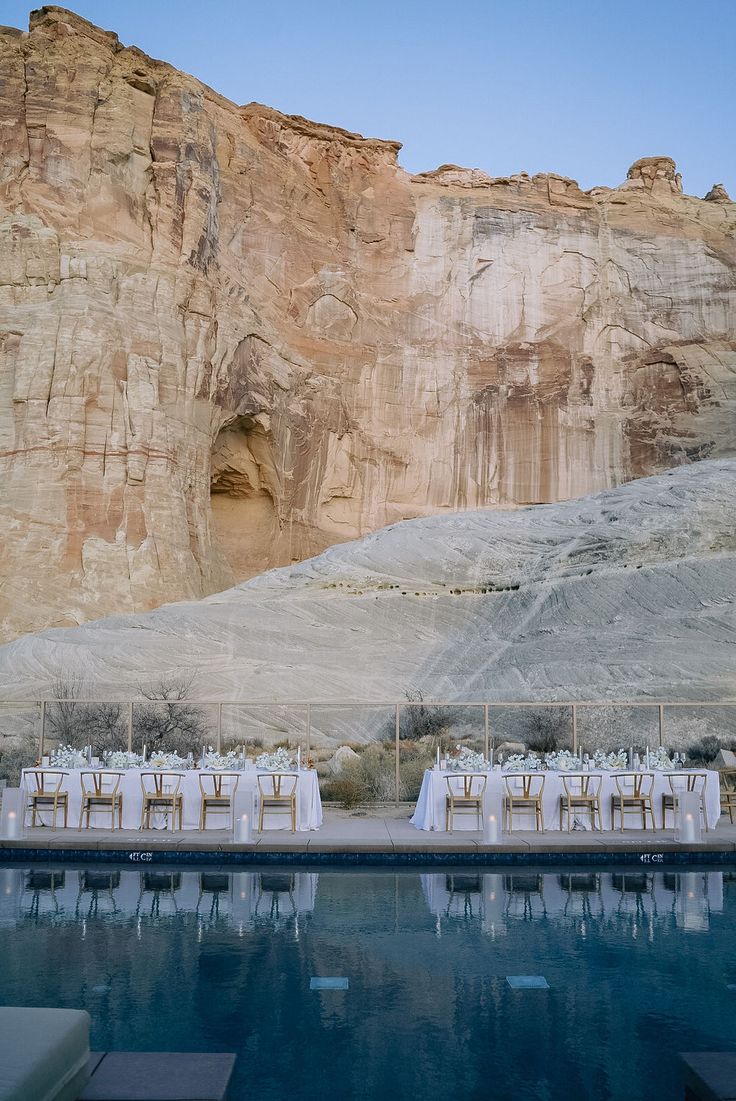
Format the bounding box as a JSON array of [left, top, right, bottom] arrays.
[[2, 807, 736, 862]]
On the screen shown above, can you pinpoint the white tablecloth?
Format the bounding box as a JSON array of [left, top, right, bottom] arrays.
[[410, 768, 721, 831], [21, 768, 322, 832]]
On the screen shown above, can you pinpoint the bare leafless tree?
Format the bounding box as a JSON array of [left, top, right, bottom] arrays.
[[133, 673, 212, 755]]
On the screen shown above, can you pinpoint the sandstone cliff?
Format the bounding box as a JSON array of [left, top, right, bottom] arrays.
[[0, 460, 734, 709], [1, 7, 735, 641]]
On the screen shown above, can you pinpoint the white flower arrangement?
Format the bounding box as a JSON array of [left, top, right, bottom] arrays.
[[105, 751, 144, 769], [202, 748, 240, 770], [648, 747, 679, 771], [592, 749, 629, 771], [148, 751, 189, 770], [255, 747, 295, 771], [447, 745, 490, 772], [504, 752, 542, 771], [544, 750, 582, 771], [49, 745, 87, 768]]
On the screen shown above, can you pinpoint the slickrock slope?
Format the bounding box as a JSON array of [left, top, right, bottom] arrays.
[[0, 460, 734, 705], [1, 7, 735, 641]]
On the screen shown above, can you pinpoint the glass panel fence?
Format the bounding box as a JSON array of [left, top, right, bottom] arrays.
[[131, 701, 218, 760], [488, 705, 574, 762], [0, 704, 43, 785], [662, 705, 736, 765], [310, 706, 396, 806], [574, 705, 660, 758], [220, 704, 308, 759]]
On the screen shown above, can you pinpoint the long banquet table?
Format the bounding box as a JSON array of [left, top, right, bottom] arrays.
[[20, 768, 322, 831], [411, 767, 721, 831]]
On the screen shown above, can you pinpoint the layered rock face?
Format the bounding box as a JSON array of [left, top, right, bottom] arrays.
[[1, 8, 735, 642], [0, 460, 734, 707]]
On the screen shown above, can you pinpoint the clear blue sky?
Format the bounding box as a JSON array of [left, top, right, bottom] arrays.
[[5, 0, 734, 196]]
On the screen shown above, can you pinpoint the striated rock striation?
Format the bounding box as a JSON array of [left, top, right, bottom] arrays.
[[0, 8, 735, 641], [0, 460, 734, 707]]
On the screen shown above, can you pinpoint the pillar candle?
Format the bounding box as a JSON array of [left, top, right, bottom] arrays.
[[235, 812, 252, 843], [483, 813, 500, 844]]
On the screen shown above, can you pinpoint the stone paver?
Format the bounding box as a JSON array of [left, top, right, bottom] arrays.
[[2, 811, 736, 856]]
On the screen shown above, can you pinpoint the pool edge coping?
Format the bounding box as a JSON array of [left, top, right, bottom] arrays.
[[1, 845, 736, 867]]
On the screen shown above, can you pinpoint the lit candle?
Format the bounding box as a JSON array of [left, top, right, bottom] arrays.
[[682, 811, 696, 843], [142, 744, 147, 762], [5, 812, 19, 840], [297, 746, 302, 769], [235, 812, 252, 843], [436, 746, 440, 769], [483, 813, 500, 844]]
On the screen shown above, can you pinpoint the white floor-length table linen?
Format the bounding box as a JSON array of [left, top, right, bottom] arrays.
[[411, 768, 721, 831], [21, 768, 322, 832]]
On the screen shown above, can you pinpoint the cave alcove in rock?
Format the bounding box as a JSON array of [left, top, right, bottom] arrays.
[[209, 416, 280, 582]]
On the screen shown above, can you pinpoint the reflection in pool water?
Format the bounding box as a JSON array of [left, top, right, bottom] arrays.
[[0, 865, 734, 1100]]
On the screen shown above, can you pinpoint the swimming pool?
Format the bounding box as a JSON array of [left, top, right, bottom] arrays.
[[0, 864, 733, 1100]]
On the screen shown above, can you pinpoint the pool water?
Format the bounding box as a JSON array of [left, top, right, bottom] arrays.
[[1, 864, 734, 1100]]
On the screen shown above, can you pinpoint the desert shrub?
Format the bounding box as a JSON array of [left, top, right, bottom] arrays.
[[321, 745, 397, 807], [399, 756, 430, 802], [687, 735, 736, 765]]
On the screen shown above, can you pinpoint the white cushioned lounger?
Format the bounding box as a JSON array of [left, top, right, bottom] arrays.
[[0, 1007, 90, 1101]]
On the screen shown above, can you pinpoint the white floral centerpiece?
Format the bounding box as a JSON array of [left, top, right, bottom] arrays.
[[202, 748, 239, 770], [148, 750, 188, 770], [49, 745, 87, 768], [592, 749, 629, 770], [649, 747, 680, 771], [255, 747, 295, 771], [544, 750, 582, 771], [447, 745, 490, 772], [105, 751, 144, 769], [504, 752, 542, 771]]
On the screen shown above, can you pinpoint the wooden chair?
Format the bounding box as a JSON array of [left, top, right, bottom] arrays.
[[26, 770, 69, 828], [503, 773, 545, 832], [662, 772, 708, 831], [79, 771, 124, 829], [611, 772, 656, 831], [140, 772, 183, 830], [445, 774, 487, 831], [720, 770, 736, 824], [559, 773, 602, 831], [257, 773, 298, 832], [198, 772, 240, 830]]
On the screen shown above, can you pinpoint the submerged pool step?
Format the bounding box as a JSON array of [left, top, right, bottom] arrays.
[[506, 976, 550, 989], [80, 1051, 236, 1100], [310, 977, 349, 990]]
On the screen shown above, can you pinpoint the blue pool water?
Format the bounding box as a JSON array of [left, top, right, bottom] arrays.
[[1, 863, 735, 1100]]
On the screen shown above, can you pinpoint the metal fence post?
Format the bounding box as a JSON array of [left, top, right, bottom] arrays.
[[395, 703, 400, 807], [484, 703, 489, 760], [127, 701, 133, 753], [306, 703, 311, 758], [39, 699, 46, 758]]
